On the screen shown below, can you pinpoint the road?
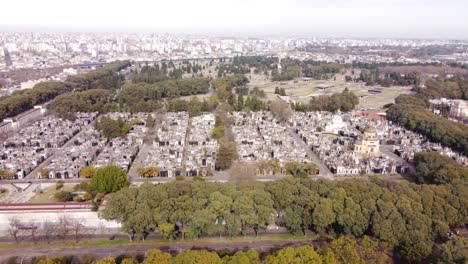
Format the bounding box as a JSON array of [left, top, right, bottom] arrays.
[[127, 143, 151, 181], [25, 127, 88, 180], [180, 118, 192, 173], [287, 127, 333, 178], [0, 235, 331, 262]]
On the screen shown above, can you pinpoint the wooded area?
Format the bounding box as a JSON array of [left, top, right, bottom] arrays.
[[101, 176, 466, 262], [293, 88, 359, 112], [0, 61, 130, 122], [386, 95, 468, 155]]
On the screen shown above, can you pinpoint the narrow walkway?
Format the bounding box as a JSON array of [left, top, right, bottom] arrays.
[[180, 118, 192, 176], [25, 127, 88, 179], [287, 127, 334, 178], [128, 113, 160, 180]]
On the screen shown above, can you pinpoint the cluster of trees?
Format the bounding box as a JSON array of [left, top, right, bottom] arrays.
[[282, 161, 318, 177], [48, 89, 116, 120], [350, 61, 441, 70], [166, 97, 210, 117], [241, 96, 268, 112], [302, 61, 343, 80], [274, 87, 286, 96], [412, 152, 468, 184], [249, 87, 267, 98], [132, 64, 173, 83], [53, 165, 128, 203], [101, 177, 466, 262], [119, 77, 210, 112], [67, 72, 262, 115], [448, 62, 468, 70], [271, 58, 301, 81], [0, 82, 70, 122], [264, 236, 388, 264], [136, 167, 160, 178], [231, 56, 278, 75], [178, 60, 204, 75], [215, 56, 277, 77], [212, 75, 249, 91], [216, 63, 251, 77], [79, 166, 96, 178], [47, 64, 212, 116], [386, 95, 468, 155], [211, 75, 268, 112], [16, 236, 394, 264], [356, 69, 421, 87], [293, 88, 359, 113], [66, 61, 130, 91], [211, 113, 238, 170], [89, 165, 129, 193], [130, 61, 202, 83], [415, 76, 468, 99], [271, 59, 344, 82], [94, 116, 134, 139], [0, 61, 130, 122]]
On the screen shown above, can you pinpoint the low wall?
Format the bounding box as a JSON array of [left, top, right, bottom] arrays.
[[0, 210, 120, 236]]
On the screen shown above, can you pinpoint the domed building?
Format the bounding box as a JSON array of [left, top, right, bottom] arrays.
[[354, 128, 380, 155]]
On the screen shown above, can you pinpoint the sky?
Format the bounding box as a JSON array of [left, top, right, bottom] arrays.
[[1, 0, 467, 39]]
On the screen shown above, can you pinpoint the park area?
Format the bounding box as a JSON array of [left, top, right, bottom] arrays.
[[29, 184, 75, 203], [247, 73, 412, 109]]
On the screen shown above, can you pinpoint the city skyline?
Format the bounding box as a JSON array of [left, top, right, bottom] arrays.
[[1, 0, 468, 39]]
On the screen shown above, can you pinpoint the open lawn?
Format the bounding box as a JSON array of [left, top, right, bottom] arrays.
[[247, 73, 413, 109], [29, 184, 75, 203], [358, 86, 412, 109]]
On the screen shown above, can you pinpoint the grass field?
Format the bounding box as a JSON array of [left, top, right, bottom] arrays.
[[29, 184, 75, 203], [0, 233, 321, 250], [247, 73, 412, 109]]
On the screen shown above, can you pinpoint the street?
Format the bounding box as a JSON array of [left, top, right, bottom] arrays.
[[287, 126, 334, 178]]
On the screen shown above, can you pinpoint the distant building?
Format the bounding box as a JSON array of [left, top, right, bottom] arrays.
[[450, 100, 468, 119], [20, 80, 40, 90], [63, 68, 78, 76]]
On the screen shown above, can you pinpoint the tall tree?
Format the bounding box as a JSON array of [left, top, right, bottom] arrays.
[[90, 165, 129, 193]]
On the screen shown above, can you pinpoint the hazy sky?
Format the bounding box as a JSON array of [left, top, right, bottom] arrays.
[[1, 0, 467, 39]]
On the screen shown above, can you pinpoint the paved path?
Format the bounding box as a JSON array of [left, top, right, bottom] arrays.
[[287, 127, 333, 178], [180, 118, 192, 174], [25, 122, 91, 180], [0, 236, 330, 262], [128, 113, 161, 180], [128, 143, 151, 180]]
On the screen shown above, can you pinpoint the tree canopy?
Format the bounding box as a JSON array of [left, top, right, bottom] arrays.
[[101, 177, 467, 262], [90, 165, 129, 194], [387, 95, 468, 155]]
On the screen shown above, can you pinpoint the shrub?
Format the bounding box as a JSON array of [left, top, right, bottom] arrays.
[[56, 180, 64, 190], [54, 191, 71, 202]]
